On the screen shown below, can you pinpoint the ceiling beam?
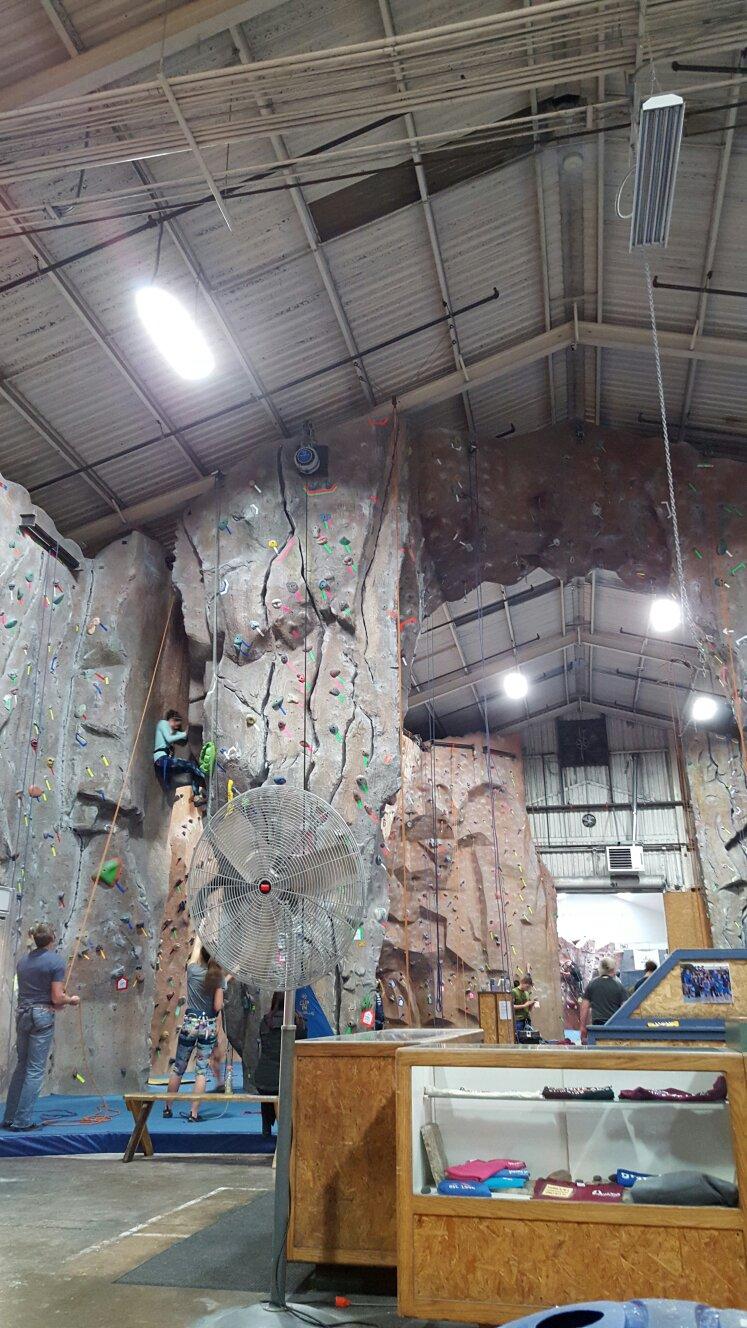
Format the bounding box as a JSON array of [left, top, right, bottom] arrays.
[[230, 24, 376, 408], [676, 77, 741, 441], [377, 0, 477, 437], [0, 190, 205, 479], [40, 17, 289, 446], [0, 0, 289, 112], [496, 698, 674, 733], [70, 476, 216, 543], [408, 627, 699, 708], [0, 378, 125, 519], [38, 0, 82, 56], [576, 320, 747, 367], [64, 316, 747, 541]]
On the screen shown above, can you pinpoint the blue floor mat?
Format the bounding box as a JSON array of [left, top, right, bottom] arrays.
[[0, 1083, 275, 1159]]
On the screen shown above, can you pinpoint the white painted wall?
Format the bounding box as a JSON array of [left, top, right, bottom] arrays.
[[557, 890, 667, 950]]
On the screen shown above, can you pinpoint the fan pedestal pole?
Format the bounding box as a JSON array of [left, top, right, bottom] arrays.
[[242, 989, 345, 1328]]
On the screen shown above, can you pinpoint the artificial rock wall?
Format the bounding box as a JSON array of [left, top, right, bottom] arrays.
[[412, 418, 747, 944], [0, 477, 186, 1093], [173, 412, 423, 1031], [380, 733, 563, 1037]]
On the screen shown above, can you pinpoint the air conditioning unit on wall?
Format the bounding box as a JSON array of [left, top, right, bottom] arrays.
[[607, 845, 645, 876]]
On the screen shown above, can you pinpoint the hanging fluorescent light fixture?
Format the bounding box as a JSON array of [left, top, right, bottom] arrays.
[[135, 285, 215, 380], [630, 93, 685, 250]]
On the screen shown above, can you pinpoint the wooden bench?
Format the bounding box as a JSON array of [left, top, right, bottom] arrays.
[[122, 1092, 279, 1163]]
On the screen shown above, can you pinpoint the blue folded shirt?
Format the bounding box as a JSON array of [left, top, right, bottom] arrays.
[[615, 1168, 653, 1188], [437, 1178, 492, 1197], [485, 1174, 528, 1191]]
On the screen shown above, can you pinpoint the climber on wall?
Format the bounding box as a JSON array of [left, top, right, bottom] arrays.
[[153, 709, 207, 806], [2, 923, 80, 1132]]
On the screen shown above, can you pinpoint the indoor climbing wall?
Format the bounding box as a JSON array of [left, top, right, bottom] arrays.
[[412, 417, 747, 942], [173, 412, 424, 1031], [149, 787, 204, 1075], [683, 730, 746, 946], [0, 474, 187, 1094], [380, 733, 563, 1037]]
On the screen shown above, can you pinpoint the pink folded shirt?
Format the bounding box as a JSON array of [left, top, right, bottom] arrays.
[[445, 1159, 527, 1181]]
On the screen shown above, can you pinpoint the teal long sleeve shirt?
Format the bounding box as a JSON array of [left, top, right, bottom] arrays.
[[153, 719, 187, 762]]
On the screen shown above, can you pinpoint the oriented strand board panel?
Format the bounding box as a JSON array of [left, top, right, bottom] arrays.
[[289, 1029, 481, 1266], [410, 1212, 747, 1320], [635, 957, 747, 1022], [665, 890, 713, 950], [291, 1050, 397, 1264]]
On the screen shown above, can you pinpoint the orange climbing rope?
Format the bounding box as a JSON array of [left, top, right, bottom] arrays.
[[64, 598, 175, 988]]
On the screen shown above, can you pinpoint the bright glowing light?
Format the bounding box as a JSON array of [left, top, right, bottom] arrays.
[[503, 671, 529, 700], [649, 596, 682, 634], [690, 694, 719, 723], [135, 285, 214, 380]]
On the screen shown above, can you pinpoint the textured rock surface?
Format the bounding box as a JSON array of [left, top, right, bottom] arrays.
[[149, 788, 204, 1073], [0, 477, 186, 1093], [380, 734, 563, 1037], [684, 732, 746, 946], [173, 413, 423, 1030]]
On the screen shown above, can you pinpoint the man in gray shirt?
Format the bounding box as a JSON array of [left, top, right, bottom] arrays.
[[2, 923, 79, 1131], [579, 956, 626, 1044]]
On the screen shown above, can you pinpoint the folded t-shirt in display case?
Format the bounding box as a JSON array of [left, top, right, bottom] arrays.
[[412, 1061, 736, 1205]]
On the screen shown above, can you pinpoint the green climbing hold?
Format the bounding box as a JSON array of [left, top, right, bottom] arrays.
[[693, 549, 703, 559], [96, 858, 122, 887], [4, 618, 17, 629], [199, 741, 217, 776], [731, 562, 746, 574]]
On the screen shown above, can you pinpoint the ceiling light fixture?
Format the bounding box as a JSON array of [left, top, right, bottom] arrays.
[[649, 596, 682, 634], [135, 285, 215, 381], [629, 92, 685, 250], [690, 694, 719, 723], [503, 671, 529, 700]]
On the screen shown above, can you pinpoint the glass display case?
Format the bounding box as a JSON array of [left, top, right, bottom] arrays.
[[395, 1046, 747, 1323]]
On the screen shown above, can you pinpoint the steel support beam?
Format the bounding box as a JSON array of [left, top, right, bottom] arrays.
[[676, 77, 741, 440], [0, 378, 124, 519], [230, 25, 376, 407], [0, 0, 290, 111], [62, 320, 747, 539], [70, 476, 215, 544], [0, 190, 205, 479], [39, 0, 82, 56], [377, 0, 477, 436], [408, 627, 698, 708]]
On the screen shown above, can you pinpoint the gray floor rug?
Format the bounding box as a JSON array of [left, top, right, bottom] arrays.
[[117, 1190, 398, 1297], [118, 1190, 313, 1293]]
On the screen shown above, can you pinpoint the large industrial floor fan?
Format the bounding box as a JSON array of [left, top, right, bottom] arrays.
[[188, 785, 366, 1326]]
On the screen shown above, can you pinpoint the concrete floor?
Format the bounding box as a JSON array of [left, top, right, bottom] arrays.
[[0, 1154, 274, 1328]]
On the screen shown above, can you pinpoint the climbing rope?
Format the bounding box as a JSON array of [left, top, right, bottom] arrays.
[[644, 259, 696, 638], [207, 475, 222, 818]]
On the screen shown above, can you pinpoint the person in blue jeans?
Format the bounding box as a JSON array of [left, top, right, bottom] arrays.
[[2, 923, 80, 1132], [153, 709, 206, 805]]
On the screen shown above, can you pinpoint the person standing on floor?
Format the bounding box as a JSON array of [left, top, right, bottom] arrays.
[[164, 938, 226, 1122], [153, 709, 207, 805], [579, 956, 626, 1043], [2, 924, 80, 1132], [254, 992, 307, 1138]]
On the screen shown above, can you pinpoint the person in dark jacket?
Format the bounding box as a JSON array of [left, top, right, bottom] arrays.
[[255, 992, 307, 1137]]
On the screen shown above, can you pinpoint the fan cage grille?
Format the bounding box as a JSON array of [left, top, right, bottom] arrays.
[[187, 786, 367, 988]]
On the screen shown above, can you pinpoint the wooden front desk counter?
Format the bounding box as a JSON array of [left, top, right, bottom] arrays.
[[288, 1027, 481, 1267], [395, 1045, 747, 1323]]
